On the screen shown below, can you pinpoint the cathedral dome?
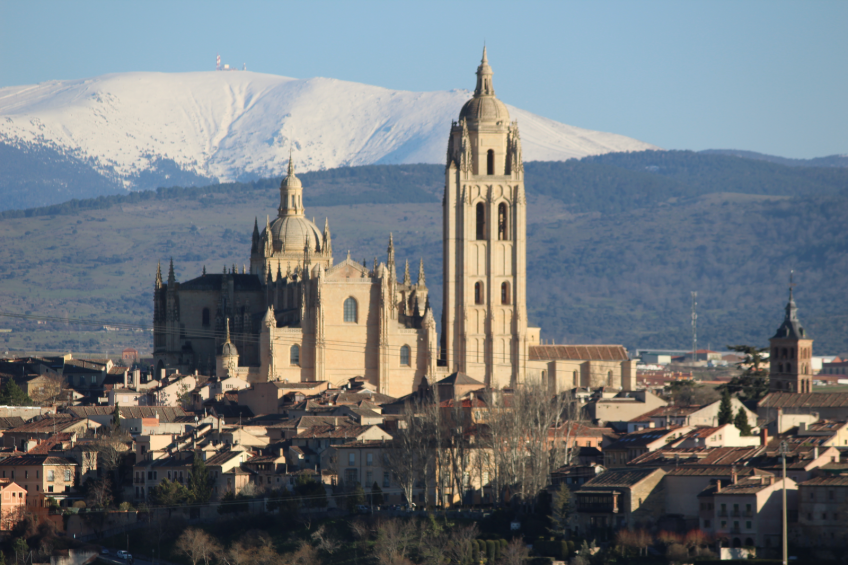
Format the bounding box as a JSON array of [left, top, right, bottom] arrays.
[[268, 215, 322, 253], [459, 96, 509, 123], [220, 340, 238, 357]]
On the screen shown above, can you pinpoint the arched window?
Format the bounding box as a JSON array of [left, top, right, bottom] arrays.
[[573, 370, 579, 387], [607, 371, 613, 386], [501, 281, 511, 305], [498, 203, 509, 240], [487, 150, 495, 175], [778, 363, 783, 373], [474, 282, 484, 305], [344, 297, 357, 322], [476, 203, 486, 240], [290, 344, 300, 365], [202, 308, 210, 327], [400, 345, 411, 366]]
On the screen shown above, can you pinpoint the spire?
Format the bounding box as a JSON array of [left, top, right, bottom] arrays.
[[387, 233, 395, 265], [418, 258, 426, 286], [167, 258, 175, 286], [403, 259, 411, 285], [155, 261, 162, 289], [265, 215, 273, 256], [474, 44, 495, 97], [287, 147, 295, 177], [276, 262, 283, 281], [202, 265, 207, 276], [224, 318, 231, 344], [786, 269, 798, 322]]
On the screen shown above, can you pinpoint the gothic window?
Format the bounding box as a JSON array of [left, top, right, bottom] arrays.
[[474, 282, 484, 305], [202, 308, 210, 327], [476, 203, 486, 240], [344, 297, 357, 322], [487, 150, 495, 175], [400, 345, 411, 366], [501, 281, 511, 305], [498, 203, 509, 240], [290, 345, 300, 366]]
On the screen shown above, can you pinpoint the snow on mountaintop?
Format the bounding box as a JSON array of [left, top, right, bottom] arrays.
[[0, 71, 659, 186]]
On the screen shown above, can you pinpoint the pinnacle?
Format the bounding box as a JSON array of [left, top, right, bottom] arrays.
[[482, 45, 488, 64]]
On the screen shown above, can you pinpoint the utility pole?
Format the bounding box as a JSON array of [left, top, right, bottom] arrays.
[[779, 440, 788, 565]]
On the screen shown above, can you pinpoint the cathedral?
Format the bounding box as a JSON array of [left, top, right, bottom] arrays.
[[153, 49, 636, 397]]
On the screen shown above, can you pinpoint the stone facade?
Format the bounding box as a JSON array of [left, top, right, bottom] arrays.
[[153, 49, 635, 398]]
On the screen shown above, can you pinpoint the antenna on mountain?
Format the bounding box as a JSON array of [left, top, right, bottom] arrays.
[[691, 291, 698, 363]]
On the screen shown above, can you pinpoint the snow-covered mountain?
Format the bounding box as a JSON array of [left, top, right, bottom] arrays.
[[0, 71, 659, 187]]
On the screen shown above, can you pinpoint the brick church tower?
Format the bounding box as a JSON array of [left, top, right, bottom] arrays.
[[768, 280, 813, 394]]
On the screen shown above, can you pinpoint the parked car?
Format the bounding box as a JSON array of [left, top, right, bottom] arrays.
[[117, 550, 132, 560], [101, 548, 109, 554], [355, 505, 371, 514]]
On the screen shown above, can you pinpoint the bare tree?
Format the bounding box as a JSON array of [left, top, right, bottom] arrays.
[[384, 402, 424, 507], [498, 538, 531, 565], [372, 518, 418, 565], [176, 528, 222, 565], [310, 524, 339, 555]]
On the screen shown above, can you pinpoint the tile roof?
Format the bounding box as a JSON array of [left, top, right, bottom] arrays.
[[629, 405, 701, 423], [0, 455, 77, 467], [713, 476, 781, 495], [294, 424, 374, 440], [66, 406, 189, 422], [204, 450, 246, 466], [759, 392, 848, 409], [435, 372, 484, 386], [6, 415, 85, 434], [177, 273, 262, 292], [529, 345, 629, 362], [665, 467, 773, 477], [605, 427, 679, 449], [0, 417, 26, 430], [579, 468, 662, 489], [800, 476, 848, 487], [627, 446, 763, 468]]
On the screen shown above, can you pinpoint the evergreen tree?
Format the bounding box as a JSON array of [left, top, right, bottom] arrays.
[[293, 474, 327, 509], [112, 403, 122, 430], [548, 482, 576, 539], [151, 478, 190, 507], [718, 390, 734, 425], [721, 345, 770, 402], [370, 482, 384, 506], [188, 452, 213, 504], [734, 407, 752, 436], [346, 484, 366, 512], [0, 380, 32, 406]]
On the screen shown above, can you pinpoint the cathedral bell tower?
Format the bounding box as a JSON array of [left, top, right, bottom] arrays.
[[769, 275, 813, 394], [441, 47, 528, 389]]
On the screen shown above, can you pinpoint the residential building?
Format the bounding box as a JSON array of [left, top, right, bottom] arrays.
[[700, 475, 797, 550], [0, 455, 78, 508], [585, 390, 668, 428], [795, 475, 848, 548], [0, 480, 26, 530], [574, 468, 667, 536], [603, 427, 692, 468]]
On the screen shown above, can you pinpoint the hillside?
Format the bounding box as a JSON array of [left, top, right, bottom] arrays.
[[0, 70, 657, 207], [1, 152, 846, 356]]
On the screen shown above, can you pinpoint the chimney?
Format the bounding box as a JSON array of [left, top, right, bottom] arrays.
[[716, 480, 722, 492], [814, 446, 819, 460], [760, 428, 769, 446], [649, 421, 656, 429], [123, 370, 128, 389], [133, 369, 140, 388], [731, 467, 738, 485], [768, 475, 775, 485], [799, 422, 807, 433]]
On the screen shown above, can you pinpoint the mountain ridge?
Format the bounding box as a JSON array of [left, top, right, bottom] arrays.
[[0, 70, 658, 192]]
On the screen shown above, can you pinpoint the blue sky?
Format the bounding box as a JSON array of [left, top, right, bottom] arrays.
[[1, 0, 845, 159]]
